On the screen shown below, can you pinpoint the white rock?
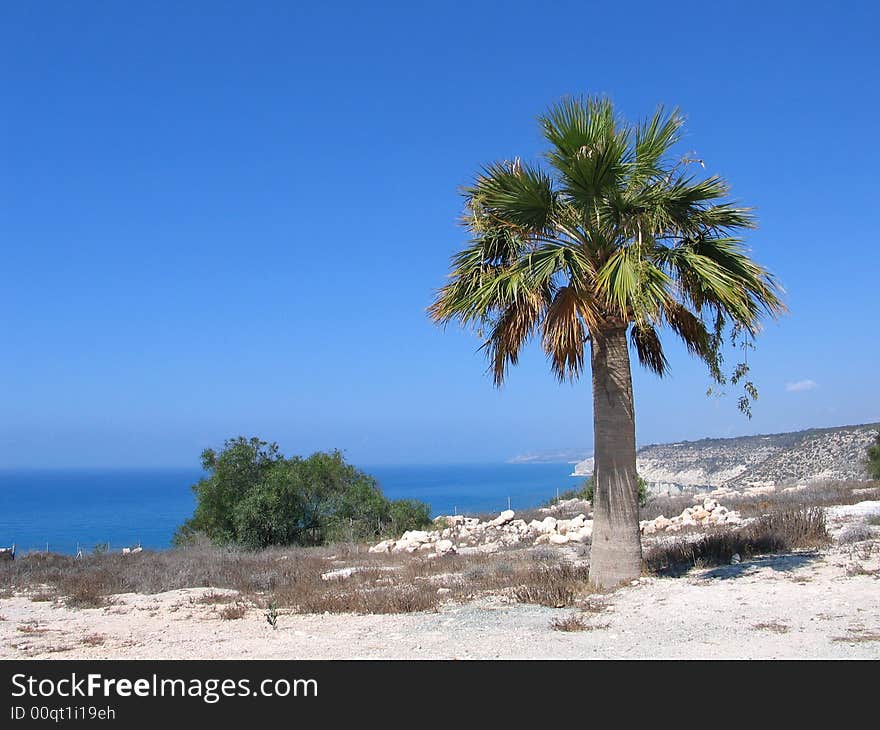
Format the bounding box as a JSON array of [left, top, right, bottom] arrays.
[[401, 530, 431, 544], [369, 539, 394, 553], [549, 533, 569, 545], [489, 509, 515, 527], [321, 567, 356, 581], [435, 539, 456, 556], [534, 516, 558, 534]]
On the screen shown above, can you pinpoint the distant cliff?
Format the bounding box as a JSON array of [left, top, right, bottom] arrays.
[[508, 448, 589, 465], [569, 422, 879, 489]]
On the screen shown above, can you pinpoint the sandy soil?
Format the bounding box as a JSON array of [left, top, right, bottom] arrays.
[[2, 533, 878, 660]]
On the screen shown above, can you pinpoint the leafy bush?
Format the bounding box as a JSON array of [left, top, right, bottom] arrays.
[[173, 437, 431, 549], [388, 499, 432, 535]]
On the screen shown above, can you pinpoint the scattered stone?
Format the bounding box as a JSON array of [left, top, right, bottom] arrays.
[[489, 509, 515, 527], [369, 540, 394, 554], [639, 500, 742, 535], [435, 539, 456, 556]]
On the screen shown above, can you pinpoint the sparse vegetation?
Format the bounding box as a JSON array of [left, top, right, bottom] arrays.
[[219, 601, 248, 620], [511, 563, 591, 608], [551, 614, 588, 632], [831, 630, 880, 643], [264, 600, 279, 629], [839, 523, 873, 545], [0, 541, 597, 615], [752, 621, 790, 634], [545, 475, 648, 508], [645, 506, 829, 574]]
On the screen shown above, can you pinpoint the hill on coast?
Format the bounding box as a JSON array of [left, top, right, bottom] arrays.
[[518, 422, 879, 490]]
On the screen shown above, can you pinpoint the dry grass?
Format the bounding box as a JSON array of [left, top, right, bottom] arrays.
[[645, 506, 830, 575], [17, 622, 49, 635], [0, 542, 591, 615], [728, 481, 880, 519], [81, 633, 106, 647], [194, 591, 239, 605], [641, 495, 697, 522], [752, 621, 791, 634], [218, 601, 248, 620], [551, 613, 609, 632], [831, 630, 880, 643], [839, 524, 874, 544], [510, 563, 591, 607], [551, 614, 588, 631]]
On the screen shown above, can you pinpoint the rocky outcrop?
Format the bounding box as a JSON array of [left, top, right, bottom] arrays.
[[369, 498, 752, 555], [572, 423, 879, 490], [368, 509, 594, 556], [640, 499, 743, 535]]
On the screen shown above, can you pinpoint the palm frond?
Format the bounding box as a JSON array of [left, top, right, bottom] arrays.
[[431, 94, 785, 390], [469, 160, 556, 232], [541, 285, 589, 381], [630, 322, 668, 376], [483, 289, 548, 386], [539, 96, 630, 211]]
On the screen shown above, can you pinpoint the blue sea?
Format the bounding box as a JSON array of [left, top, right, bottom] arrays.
[[0, 464, 580, 554]]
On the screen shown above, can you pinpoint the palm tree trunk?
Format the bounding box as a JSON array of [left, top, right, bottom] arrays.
[[588, 324, 642, 589]]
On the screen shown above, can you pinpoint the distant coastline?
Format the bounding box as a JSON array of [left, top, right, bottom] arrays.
[[0, 463, 579, 555]]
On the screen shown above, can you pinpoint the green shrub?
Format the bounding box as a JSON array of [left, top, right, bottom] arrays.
[[173, 437, 430, 549], [867, 432, 880, 479], [387, 499, 432, 535]]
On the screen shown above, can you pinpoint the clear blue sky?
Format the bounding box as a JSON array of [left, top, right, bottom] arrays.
[[2, 1, 878, 468]]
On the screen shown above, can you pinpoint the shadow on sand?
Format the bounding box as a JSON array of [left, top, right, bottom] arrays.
[[697, 551, 821, 581], [652, 551, 822, 580]]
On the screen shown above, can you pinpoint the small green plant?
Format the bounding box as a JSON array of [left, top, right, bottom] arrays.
[[546, 475, 648, 507], [265, 600, 279, 630], [867, 432, 880, 479], [92, 543, 109, 556]]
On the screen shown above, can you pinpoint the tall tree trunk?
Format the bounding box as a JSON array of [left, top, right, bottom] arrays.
[[588, 324, 641, 589]]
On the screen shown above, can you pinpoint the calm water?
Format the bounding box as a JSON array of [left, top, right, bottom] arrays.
[[0, 463, 580, 554]]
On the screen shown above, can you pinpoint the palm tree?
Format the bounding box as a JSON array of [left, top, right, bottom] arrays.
[[429, 96, 785, 588]]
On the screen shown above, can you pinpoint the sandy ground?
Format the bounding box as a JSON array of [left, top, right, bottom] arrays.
[[2, 532, 878, 660]]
